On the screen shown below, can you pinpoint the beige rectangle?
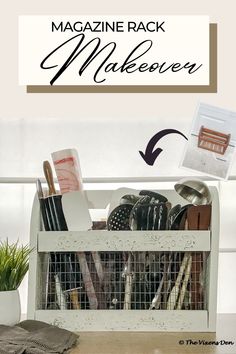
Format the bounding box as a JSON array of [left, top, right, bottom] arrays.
[[27, 24, 217, 93]]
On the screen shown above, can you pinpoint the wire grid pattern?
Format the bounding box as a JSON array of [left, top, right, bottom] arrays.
[[39, 251, 208, 311]]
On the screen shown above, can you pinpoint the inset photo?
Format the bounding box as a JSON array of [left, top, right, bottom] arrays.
[[181, 103, 236, 180]]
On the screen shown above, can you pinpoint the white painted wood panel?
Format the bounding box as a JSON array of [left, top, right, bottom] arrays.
[[35, 310, 208, 332], [38, 230, 211, 252]]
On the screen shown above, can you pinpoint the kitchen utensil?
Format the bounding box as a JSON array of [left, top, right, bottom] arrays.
[[43, 161, 68, 231], [62, 191, 92, 231], [107, 204, 133, 230], [77, 252, 98, 309], [150, 254, 172, 310], [36, 179, 50, 231], [43, 161, 85, 309], [162, 254, 169, 308], [129, 196, 151, 230], [187, 205, 212, 230], [130, 197, 169, 309], [136, 203, 148, 230], [51, 149, 92, 231], [129, 197, 169, 309], [165, 201, 172, 212], [168, 204, 181, 230], [120, 189, 168, 208], [128, 196, 150, 309], [120, 194, 140, 205], [91, 223, 105, 284], [187, 205, 211, 310], [75, 250, 105, 310], [146, 204, 154, 230], [153, 203, 168, 230], [150, 273, 165, 310], [75, 254, 99, 310], [110, 192, 150, 307], [108, 188, 139, 215], [139, 190, 168, 203], [55, 274, 67, 310], [91, 251, 104, 283], [51, 149, 83, 193], [132, 252, 147, 309], [179, 209, 189, 230], [52, 150, 100, 309], [174, 178, 212, 205], [170, 204, 192, 230], [101, 251, 118, 309], [106, 194, 136, 308], [167, 252, 190, 310], [176, 254, 192, 310], [168, 214, 193, 310], [68, 288, 80, 309], [36, 178, 66, 308], [44, 161, 56, 195], [36, 185, 51, 309], [64, 254, 83, 310], [123, 253, 134, 310]]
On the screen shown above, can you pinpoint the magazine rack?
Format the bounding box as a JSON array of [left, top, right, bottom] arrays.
[[27, 187, 219, 332], [198, 126, 230, 155]]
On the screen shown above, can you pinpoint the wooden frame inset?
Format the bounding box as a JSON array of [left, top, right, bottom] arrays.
[[198, 126, 230, 155]]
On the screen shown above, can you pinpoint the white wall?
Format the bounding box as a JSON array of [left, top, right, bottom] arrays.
[[1, 1, 236, 178]]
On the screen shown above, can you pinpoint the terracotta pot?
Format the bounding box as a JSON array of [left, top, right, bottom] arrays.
[[0, 289, 21, 325]]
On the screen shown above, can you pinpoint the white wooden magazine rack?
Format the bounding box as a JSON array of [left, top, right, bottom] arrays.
[[27, 187, 219, 332]]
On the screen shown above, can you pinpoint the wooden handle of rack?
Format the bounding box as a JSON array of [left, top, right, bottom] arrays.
[[43, 161, 56, 196]]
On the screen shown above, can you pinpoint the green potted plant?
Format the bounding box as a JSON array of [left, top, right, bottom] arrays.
[[0, 240, 31, 325]]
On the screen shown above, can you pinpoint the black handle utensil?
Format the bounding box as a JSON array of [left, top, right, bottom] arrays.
[[130, 197, 168, 231], [129, 196, 151, 231], [168, 204, 181, 230], [170, 204, 192, 230], [42, 161, 82, 309], [153, 203, 168, 230], [120, 194, 140, 205], [36, 178, 67, 308], [107, 204, 133, 231], [107, 189, 178, 311], [128, 194, 169, 309], [139, 190, 168, 203], [36, 178, 53, 308], [36, 179, 51, 231], [43, 161, 67, 231]]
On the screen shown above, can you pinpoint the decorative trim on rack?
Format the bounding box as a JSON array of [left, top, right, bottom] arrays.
[[35, 310, 208, 332], [38, 230, 211, 252]]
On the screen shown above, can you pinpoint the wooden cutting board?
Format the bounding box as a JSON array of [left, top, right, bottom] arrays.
[[187, 205, 211, 310]]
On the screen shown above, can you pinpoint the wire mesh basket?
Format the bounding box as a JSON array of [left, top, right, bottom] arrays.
[[39, 251, 208, 312]]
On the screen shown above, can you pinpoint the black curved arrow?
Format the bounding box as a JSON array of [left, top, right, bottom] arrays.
[[139, 129, 188, 166]]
